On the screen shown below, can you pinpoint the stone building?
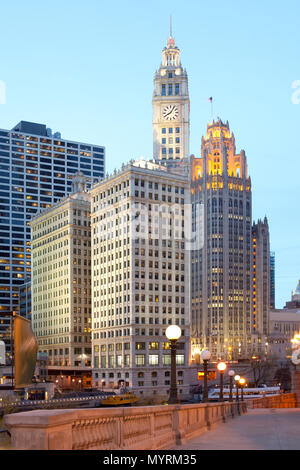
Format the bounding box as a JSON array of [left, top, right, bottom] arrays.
[[31, 172, 92, 368], [190, 119, 253, 361], [152, 31, 190, 167], [252, 218, 270, 339], [90, 160, 191, 396]]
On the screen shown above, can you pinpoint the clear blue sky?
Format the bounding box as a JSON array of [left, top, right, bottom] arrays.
[[1, 0, 299, 308]]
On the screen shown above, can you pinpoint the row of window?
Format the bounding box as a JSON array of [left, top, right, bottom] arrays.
[[161, 83, 180, 96], [94, 353, 185, 368], [0, 132, 104, 154], [161, 127, 180, 134], [161, 147, 180, 155], [162, 137, 180, 144]]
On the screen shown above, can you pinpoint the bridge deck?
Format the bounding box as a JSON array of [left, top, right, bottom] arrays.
[[170, 408, 300, 450]]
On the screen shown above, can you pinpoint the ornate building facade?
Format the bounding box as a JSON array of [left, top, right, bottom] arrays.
[[90, 160, 191, 396], [31, 172, 92, 368], [190, 119, 253, 360], [152, 33, 190, 166]]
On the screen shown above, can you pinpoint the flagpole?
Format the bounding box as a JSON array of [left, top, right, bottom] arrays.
[[208, 97, 213, 121]]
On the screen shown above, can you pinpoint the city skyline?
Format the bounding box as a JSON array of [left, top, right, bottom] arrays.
[[0, 0, 299, 307]]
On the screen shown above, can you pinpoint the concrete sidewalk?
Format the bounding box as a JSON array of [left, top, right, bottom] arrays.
[[170, 408, 300, 450]]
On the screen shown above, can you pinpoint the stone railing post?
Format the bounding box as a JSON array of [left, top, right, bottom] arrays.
[[221, 403, 226, 423], [205, 404, 211, 430]]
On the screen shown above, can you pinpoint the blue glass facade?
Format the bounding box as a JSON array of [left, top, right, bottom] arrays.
[[0, 121, 105, 354]]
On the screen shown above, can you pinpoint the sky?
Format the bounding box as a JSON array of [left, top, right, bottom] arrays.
[[0, 0, 299, 308]]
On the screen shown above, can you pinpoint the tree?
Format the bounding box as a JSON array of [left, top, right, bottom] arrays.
[[273, 366, 291, 392], [249, 354, 276, 387]]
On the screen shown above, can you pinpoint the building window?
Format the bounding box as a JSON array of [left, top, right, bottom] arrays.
[[175, 83, 179, 95], [162, 84, 166, 96], [163, 355, 171, 365], [116, 355, 122, 367], [109, 356, 114, 367], [176, 354, 185, 365], [101, 356, 106, 368], [124, 355, 130, 366], [149, 354, 159, 365], [135, 355, 145, 366], [168, 84, 173, 95]]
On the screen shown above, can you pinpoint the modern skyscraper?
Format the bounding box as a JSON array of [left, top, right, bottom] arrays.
[[90, 159, 191, 396], [190, 119, 253, 361], [31, 172, 92, 367], [152, 32, 190, 166], [252, 218, 270, 337], [0, 120, 105, 355], [18, 280, 31, 320]]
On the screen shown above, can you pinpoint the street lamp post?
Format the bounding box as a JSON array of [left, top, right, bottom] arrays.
[[165, 325, 182, 405], [239, 378, 246, 401], [234, 375, 240, 402], [200, 350, 211, 403], [217, 362, 227, 402], [228, 370, 235, 402]]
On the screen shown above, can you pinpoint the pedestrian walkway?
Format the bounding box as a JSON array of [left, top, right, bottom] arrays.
[[170, 408, 300, 450]]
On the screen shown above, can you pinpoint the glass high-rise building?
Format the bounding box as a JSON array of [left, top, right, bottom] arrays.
[[0, 120, 105, 356]]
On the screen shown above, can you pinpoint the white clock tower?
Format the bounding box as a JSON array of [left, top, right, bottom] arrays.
[[152, 32, 190, 165]]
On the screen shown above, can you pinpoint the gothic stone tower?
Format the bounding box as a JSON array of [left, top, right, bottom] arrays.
[[190, 119, 253, 361], [252, 218, 270, 339], [152, 33, 190, 166]]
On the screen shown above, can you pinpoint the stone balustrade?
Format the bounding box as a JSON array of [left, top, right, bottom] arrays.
[[250, 393, 296, 409], [5, 401, 247, 450]]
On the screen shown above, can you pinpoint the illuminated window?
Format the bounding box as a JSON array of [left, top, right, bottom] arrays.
[[149, 354, 159, 365]]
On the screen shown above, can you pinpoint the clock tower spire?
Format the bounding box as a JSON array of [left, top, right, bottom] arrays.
[[152, 28, 190, 165]]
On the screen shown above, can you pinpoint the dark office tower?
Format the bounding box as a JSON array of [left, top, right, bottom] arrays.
[[270, 251, 275, 309], [18, 280, 31, 321], [190, 119, 252, 361], [252, 218, 270, 337], [0, 121, 105, 356]]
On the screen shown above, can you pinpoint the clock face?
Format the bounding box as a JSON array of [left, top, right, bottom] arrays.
[[162, 104, 179, 121], [292, 349, 300, 365]]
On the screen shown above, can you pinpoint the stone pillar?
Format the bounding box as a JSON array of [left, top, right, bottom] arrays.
[[291, 364, 300, 407]]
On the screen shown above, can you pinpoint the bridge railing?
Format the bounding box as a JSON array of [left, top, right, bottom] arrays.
[[250, 393, 296, 409], [0, 394, 109, 409], [5, 401, 247, 450]]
